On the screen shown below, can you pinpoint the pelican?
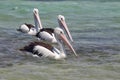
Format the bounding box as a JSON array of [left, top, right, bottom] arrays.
[[17, 8, 42, 36], [17, 8, 73, 43], [20, 28, 77, 60], [36, 15, 73, 43]]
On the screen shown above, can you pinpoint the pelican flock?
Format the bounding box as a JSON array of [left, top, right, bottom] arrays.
[[18, 8, 77, 60]]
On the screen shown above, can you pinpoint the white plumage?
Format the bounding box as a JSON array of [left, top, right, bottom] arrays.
[[37, 31, 57, 43]]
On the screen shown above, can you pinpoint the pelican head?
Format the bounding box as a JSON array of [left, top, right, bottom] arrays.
[[17, 24, 29, 33], [58, 15, 73, 42], [54, 27, 77, 56], [58, 15, 65, 21], [33, 8, 39, 16]]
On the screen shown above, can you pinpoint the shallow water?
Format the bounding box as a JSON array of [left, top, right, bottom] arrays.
[[0, 0, 120, 80]]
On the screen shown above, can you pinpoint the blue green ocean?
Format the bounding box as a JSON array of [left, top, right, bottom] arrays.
[[0, 0, 120, 80]]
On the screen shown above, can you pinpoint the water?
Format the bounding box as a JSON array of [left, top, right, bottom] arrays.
[[0, 0, 120, 80]]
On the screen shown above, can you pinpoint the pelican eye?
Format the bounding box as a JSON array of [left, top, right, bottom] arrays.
[[34, 11, 37, 14], [34, 9, 38, 14], [60, 31, 63, 34], [61, 18, 64, 21]]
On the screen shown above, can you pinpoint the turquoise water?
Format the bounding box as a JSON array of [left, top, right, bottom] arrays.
[[0, 0, 120, 80]]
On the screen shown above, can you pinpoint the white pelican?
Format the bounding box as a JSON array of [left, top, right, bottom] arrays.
[[17, 8, 73, 43], [35, 15, 73, 43], [17, 8, 42, 36], [20, 28, 77, 60]]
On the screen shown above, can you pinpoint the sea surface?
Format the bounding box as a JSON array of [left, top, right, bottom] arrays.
[[0, 0, 120, 80]]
